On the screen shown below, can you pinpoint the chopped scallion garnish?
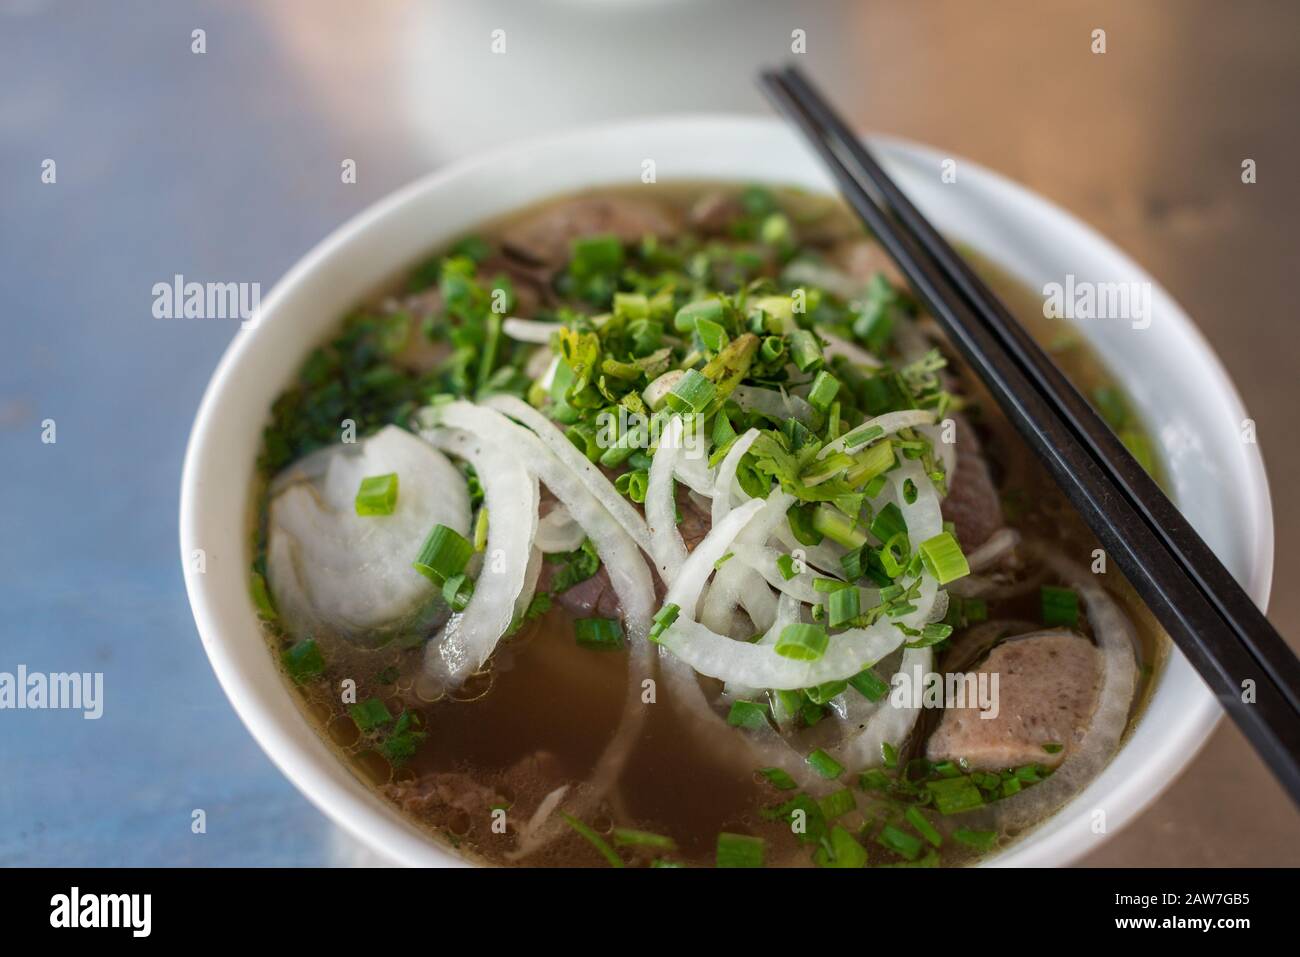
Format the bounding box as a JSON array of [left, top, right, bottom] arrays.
[[574, 617, 625, 651], [354, 472, 398, 516], [775, 623, 829, 661], [715, 832, 765, 868], [1040, 585, 1080, 627], [413, 524, 473, 586]]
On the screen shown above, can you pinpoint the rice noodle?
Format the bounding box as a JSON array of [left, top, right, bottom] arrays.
[[730, 385, 817, 426], [481, 394, 653, 557], [420, 427, 538, 686], [502, 317, 562, 344], [535, 505, 586, 553], [646, 414, 688, 583], [711, 428, 761, 526]]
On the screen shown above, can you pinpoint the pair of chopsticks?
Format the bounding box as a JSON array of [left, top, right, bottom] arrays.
[[760, 65, 1300, 806]]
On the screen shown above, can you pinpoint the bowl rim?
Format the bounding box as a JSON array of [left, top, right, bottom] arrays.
[[180, 112, 1274, 868]]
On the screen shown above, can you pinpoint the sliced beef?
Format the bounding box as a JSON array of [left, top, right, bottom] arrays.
[[504, 196, 681, 268], [926, 630, 1101, 771], [942, 416, 1003, 550]]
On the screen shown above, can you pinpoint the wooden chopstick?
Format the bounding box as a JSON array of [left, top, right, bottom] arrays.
[[760, 66, 1300, 805]]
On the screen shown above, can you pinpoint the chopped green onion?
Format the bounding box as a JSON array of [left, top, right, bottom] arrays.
[[844, 440, 895, 486], [787, 329, 824, 374], [665, 368, 717, 413], [828, 586, 860, 628], [807, 371, 841, 413], [776, 553, 798, 580], [413, 524, 473, 586], [441, 573, 474, 611], [648, 603, 680, 642], [574, 617, 625, 651], [569, 234, 624, 279], [819, 788, 856, 820], [673, 297, 726, 333], [905, 806, 943, 847], [695, 317, 728, 352], [281, 638, 324, 683], [786, 502, 824, 546], [472, 507, 489, 552], [775, 623, 829, 661], [812, 504, 867, 549], [561, 813, 624, 867], [758, 767, 799, 790], [806, 748, 844, 779], [716, 832, 765, 868], [881, 741, 899, 768], [612, 827, 677, 850], [869, 502, 908, 544], [354, 472, 399, 516], [818, 825, 868, 868], [877, 531, 910, 578], [1043, 742, 1064, 754], [877, 824, 923, 861], [726, 699, 770, 730], [805, 679, 848, 705], [250, 570, 277, 620], [848, 667, 890, 702], [1041, 585, 1079, 627], [919, 531, 970, 584], [964, 596, 988, 623], [953, 828, 998, 852], [927, 776, 986, 815], [348, 697, 393, 732], [842, 423, 885, 452]]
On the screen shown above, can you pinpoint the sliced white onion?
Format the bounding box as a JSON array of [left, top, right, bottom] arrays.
[[819, 329, 883, 369], [266, 425, 471, 647], [420, 427, 538, 685], [535, 505, 587, 553], [427, 402, 659, 860], [711, 427, 761, 526], [730, 542, 824, 605], [502, 317, 562, 344], [817, 409, 937, 461], [965, 527, 1021, 573], [481, 394, 653, 557], [783, 259, 863, 300], [673, 446, 715, 497], [730, 385, 816, 426], [834, 647, 934, 770], [514, 547, 544, 622], [646, 414, 688, 583], [658, 461, 941, 689]]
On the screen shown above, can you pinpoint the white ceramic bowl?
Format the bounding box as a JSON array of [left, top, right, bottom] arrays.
[[180, 115, 1274, 867]]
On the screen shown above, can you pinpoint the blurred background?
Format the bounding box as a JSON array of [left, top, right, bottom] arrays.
[[1, 0, 1296, 865]]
